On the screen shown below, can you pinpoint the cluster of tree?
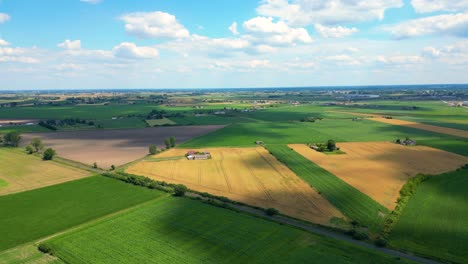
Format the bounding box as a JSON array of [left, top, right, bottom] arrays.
[[25, 138, 44, 154], [310, 140, 338, 152], [146, 109, 185, 119], [149, 144, 159, 155], [164, 136, 176, 149], [102, 172, 182, 194], [39, 119, 95, 130], [300, 116, 323, 122], [1, 131, 21, 147]]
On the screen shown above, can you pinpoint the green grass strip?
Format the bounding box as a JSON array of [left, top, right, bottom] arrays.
[[266, 145, 389, 232]]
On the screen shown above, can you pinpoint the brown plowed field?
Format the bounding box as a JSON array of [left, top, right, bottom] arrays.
[[126, 147, 344, 225], [290, 142, 468, 210], [369, 117, 468, 139], [21, 126, 225, 169]]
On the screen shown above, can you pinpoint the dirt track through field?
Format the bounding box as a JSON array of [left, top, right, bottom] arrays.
[[21, 126, 225, 169], [290, 142, 468, 210], [126, 147, 344, 225], [369, 117, 468, 138]]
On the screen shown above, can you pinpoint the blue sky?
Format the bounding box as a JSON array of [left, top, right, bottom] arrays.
[[0, 0, 467, 89]]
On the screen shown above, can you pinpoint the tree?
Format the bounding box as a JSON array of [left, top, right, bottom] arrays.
[[173, 184, 188, 196], [31, 138, 44, 152], [149, 144, 158, 155], [93, 162, 98, 169], [3, 131, 21, 147], [25, 145, 34, 154], [43, 148, 56, 160], [169, 136, 176, 148], [164, 138, 171, 149], [326, 139, 336, 151], [110, 165, 115, 170], [265, 208, 279, 216]]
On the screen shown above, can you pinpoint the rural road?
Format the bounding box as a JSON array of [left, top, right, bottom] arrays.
[[188, 193, 439, 264]]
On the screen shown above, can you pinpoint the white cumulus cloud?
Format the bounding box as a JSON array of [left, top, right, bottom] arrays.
[[58, 39, 81, 50], [257, 0, 403, 26], [0, 13, 10, 23], [411, 0, 468, 13], [121, 11, 190, 39], [229, 22, 239, 35], [0, 39, 10, 46], [376, 55, 423, 65], [242, 16, 312, 45], [314, 24, 358, 38], [112, 42, 159, 59], [387, 13, 468, 39]]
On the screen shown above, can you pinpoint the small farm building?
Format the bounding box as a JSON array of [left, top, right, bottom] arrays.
[[186, 151, 211, 160]]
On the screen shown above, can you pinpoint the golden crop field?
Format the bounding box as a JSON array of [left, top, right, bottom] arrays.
[[369, 117, 468, 139], [290, 142, 468, 210], [0, 148, 91, 195], [126, 147, 344, 225]]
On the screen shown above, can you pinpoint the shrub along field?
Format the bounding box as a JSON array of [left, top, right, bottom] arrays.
[[388, 170, 468, 263], [42, 197, 411, 264], [0, 176, 165, 251], [181, 120, 468, 157], [0, 244, 63, 264], [266, 145, 389, 232]]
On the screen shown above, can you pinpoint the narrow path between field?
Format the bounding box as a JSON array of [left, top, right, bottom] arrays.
[[187, 193, 439, 264]]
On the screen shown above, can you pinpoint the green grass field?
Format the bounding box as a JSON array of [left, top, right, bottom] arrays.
[[171, 115, 254, 125], [266, 145, 389, 232], [389, 170, 468, 263], [0, 176, 165, 251], [0, 179, 7, 189], [146, 117, 177, 126], [42, 197, 410, 264], [181, 120, 468, 156]]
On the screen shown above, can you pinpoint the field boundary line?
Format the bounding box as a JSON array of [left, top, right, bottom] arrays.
[[237, 149, 274, 201], [255, 148, 325, 214], [35, 195, 170, 244]]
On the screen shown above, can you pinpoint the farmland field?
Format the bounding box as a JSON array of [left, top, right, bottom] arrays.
[[42, 197, 411, 264], [0, 148, 91, 195], [0, 176, 165, 251], [126, 147, 343, 225], [21, 125, 225, 168], [289, 143, 468, 209], [266, 145, 389, 232], [146, 117, 176, 126], [389, 170, 468, 263], [369, 117, 468, 139], [180, 120, 468, 157]]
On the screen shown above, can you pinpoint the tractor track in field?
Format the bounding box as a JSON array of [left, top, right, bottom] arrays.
[[236, 149, 274, 201], [255, 149, 325, 214], [217, 151, 232, 192]]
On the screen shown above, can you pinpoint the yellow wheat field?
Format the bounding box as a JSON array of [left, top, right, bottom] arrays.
[[126, 147, 344, 225], [0, 148, 92, 195], [290, 142, 468, 210], [369, 117, 468, 139]]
